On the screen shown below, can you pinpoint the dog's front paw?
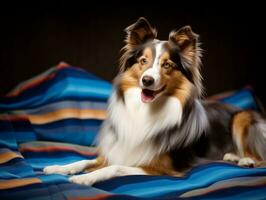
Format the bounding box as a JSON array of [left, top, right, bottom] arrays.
[[43, 165, 80, 175], [223, 153, 240, 163], [238, 157, 255, 167], [69, 174, 97, 186]]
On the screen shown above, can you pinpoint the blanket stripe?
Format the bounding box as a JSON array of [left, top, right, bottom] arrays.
[[0, 65, 112, 112], [92, 163, 266, 199], [20, 108, 106, 124], [0, 150, 23, 164], [0, 177, 42, 189], [180, 176, 266, 198]]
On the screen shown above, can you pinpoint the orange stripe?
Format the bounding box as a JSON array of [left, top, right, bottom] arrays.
[[0, 178, 41, 189], [20, 146, 98, 157], [69, 194, 111, 200], [28, 109, 107, 124], [56, 61, 71, 70], [0, 152, 23, 164], [0, 109, 107, 123]]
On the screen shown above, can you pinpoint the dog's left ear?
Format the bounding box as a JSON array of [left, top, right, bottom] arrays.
[[169, 26, 199, 53], [125, 17, 157, 46], [169, 26, 203, 95]]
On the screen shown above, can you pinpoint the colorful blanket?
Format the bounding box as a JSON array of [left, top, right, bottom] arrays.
[[1, 62, 266, 200]]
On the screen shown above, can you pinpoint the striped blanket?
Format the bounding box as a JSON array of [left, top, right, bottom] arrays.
[[1, 62, 266, 200]]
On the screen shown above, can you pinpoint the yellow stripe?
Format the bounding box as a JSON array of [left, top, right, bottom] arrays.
[[0, 178, 42, 189], [0, 152, 23, 164], [28, 109, 107, 124]]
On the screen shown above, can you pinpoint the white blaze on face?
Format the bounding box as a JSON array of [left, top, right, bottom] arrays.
[[140, 41, 165, 90]]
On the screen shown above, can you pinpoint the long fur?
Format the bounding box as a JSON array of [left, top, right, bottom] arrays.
[[44, 18, 266, 186], [98, 88, 183, 166]]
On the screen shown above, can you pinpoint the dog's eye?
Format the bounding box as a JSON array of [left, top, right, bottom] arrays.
[[162, 62, 171, 69], [140, 58, 148, 65]]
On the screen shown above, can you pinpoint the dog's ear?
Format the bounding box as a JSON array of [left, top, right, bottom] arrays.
[[168, 26, 203, 96], [169, 26, 199, 52], [125, 17, 157, 46]]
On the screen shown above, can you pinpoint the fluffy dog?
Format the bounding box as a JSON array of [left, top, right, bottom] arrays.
[[44, 18, 266, 185]]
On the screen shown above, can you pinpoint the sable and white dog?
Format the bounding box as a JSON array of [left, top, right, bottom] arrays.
[[44, 18, 266, 185]]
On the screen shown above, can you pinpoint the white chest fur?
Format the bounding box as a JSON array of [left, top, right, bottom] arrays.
[[98, 88, 183, 166]]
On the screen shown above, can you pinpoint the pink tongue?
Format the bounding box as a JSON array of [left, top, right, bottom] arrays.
[[141, 90, 154, 103]]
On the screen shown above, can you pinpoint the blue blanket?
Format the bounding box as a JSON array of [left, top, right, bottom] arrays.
[[1, 62, 266, 200]]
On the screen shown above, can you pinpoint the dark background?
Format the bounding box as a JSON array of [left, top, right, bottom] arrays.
[[0, 2, 265, 105]]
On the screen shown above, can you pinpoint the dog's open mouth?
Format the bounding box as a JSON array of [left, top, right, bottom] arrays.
[[141, 85, 166, 103]]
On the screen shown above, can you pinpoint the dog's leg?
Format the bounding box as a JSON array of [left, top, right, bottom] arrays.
[[69, 154, 185, 185], [43, 157, 105, 175], [141, 154, 184, 177], [69, 165, 147, 185], [230, 111, 260, 167]]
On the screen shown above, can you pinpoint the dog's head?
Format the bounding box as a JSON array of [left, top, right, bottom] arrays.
[[117, 17, 202, 106]]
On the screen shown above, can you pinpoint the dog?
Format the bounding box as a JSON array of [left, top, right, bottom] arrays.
[[44, 17, 266, 185]]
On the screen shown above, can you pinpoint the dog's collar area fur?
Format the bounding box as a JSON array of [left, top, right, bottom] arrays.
[[98, 88, 208, 166]]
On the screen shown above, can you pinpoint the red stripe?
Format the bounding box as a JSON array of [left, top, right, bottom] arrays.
[[5, 73, 56, 98], [4, 62, 71, 98], [69, 194, 111, 200], [0, 115, 29, 122], [20, 146, 98, 157]]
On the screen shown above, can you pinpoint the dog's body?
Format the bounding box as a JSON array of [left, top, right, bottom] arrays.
[[44, 18, 266, 185]]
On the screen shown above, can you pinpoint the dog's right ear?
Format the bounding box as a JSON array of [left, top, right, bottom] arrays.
[[169, 26, 199, 52], [125, 17, 157, 46]]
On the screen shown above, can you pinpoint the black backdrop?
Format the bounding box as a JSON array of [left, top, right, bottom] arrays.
[[0, 2, 265, 105]]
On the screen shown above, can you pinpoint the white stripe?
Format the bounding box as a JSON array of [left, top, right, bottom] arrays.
[[141, 42, 165, 90]]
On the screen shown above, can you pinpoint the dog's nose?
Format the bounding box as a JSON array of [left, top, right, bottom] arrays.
[[142, 76, 154, 87]]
